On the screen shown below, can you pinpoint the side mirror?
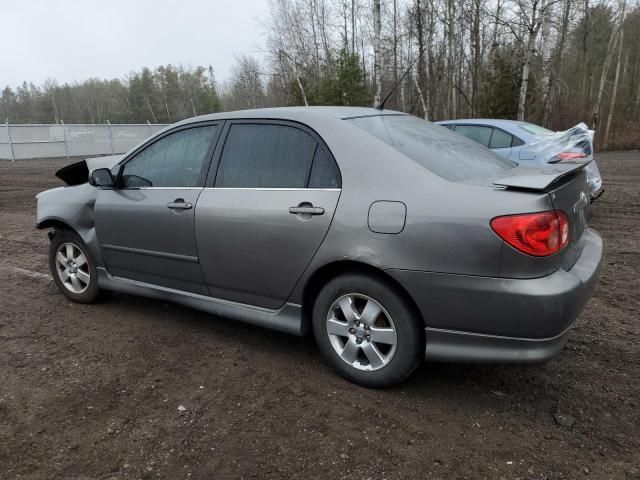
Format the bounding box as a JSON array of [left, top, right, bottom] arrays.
[[89, 168, 114, 188]]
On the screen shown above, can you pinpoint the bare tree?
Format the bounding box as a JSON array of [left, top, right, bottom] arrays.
[[592, 0, 626, 131], [543, 0, 572, 126], [604, 28, 624, 148], [540, 0, 554, 126], [4, 0, 640, 151], [373, 0, 383, 107], [515, 0, 552, 121]]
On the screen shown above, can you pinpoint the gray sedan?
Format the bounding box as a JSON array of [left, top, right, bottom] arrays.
[[36, 107, 603, 387]]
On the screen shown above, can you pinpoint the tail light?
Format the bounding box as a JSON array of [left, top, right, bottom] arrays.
[[557, 152, 587, 161], [491, 211, 570, 256]]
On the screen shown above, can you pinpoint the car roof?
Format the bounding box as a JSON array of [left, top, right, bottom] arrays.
[[173, 106, 406, 127]]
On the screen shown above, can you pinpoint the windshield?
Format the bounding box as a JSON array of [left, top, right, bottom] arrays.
[[346, 115, 516, 182], [518, 122, 554, 136]]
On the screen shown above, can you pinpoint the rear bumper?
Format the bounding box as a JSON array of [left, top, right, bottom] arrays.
[[422, 325, 573, 364], [590, 187, 604, 202], [387, 228, 603, 363]]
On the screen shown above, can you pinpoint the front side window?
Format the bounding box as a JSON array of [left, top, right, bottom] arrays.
[[121, 125, 218, 188], [215, 124, 316, 188]]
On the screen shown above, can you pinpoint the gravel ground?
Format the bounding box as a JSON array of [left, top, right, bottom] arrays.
[[0, 152, 638, 480]]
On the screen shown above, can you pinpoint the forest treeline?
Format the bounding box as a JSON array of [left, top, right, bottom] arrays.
[[1, 0, 638, 150]]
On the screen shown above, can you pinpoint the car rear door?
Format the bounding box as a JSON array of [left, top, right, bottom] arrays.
[[488, 127, 517, 159], [452, 124, 493, 149], [94, 123, 221, 294], [451, 124, 519, 159], [195, 120, 341, 309]]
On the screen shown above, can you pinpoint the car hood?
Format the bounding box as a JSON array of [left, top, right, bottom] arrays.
[[55, 155, 124, 186]]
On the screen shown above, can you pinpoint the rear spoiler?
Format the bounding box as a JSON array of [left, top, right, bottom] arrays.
[[493, 161, 589, 192], [55, 155, 124, 186]]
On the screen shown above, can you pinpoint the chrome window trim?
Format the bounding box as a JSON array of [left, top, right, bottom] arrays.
[[118, 187, 203, 191], [120, 186, 341, 192], [202, 187, 341, 192]]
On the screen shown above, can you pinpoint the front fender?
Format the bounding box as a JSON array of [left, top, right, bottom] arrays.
[[36, 184, 104, 267]]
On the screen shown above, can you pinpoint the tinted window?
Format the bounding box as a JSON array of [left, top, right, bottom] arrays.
[[489, 129, 513, 149], [121, 126, 217, 188], [216, 124, 315, 188], [346, 115, 515, 182], [512, 136, 525, 147], [454, 125, 493, 147], [308, 146, 340, 188]]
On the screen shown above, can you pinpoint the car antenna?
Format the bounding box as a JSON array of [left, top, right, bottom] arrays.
[[375, 46, 426, 111]]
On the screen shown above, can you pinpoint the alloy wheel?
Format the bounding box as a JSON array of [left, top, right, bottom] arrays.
[[326, 293, 397, 371], [54, 242, 90, 294]]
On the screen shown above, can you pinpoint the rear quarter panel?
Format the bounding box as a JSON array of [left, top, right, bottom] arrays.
[[287, 115, 554, 304]]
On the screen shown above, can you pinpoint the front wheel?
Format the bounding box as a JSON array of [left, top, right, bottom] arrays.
[[312, 273, 425, 387], [49, 229, 99, 303]]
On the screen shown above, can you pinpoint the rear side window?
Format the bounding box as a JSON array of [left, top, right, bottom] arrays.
[[454, 125, 492, 147], [346, 115, 515, 182], [489, 129, 514, 149], [512, 136, 525, 147], [121, 126, 218, 188], [308, 146, 340, 188], [216, 124, 315, 188]]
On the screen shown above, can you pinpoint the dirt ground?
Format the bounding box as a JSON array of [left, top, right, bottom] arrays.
[[0, 152, 638, 480]]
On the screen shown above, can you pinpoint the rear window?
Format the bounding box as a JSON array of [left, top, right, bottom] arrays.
[[346, 115, 516, 182], [518, 123, 554, 136]]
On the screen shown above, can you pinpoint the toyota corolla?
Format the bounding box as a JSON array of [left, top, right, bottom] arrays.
[[36, 107, 603, 387]]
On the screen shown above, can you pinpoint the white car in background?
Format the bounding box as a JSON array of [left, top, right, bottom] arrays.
[[435, 119, 603, 199]]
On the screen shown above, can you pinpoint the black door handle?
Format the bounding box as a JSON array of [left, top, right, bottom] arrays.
[[289, 206, 325, 215], [167, 199, 193, 210]]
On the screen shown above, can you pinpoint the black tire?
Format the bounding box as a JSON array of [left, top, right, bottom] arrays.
[[312, 272, 425, 388], [48, 229, 99, 304]]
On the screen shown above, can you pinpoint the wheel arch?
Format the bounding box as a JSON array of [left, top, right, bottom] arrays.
[[301, 260, 425, 332], [38, 217, 104, 268], [37, 217, 75, 232]]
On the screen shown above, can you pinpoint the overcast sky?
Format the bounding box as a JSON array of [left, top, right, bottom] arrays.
[[2, 0, 269, 89]]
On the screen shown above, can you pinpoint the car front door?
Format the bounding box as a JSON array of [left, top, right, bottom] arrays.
[[195, 121, 341, 309], [94, 123, 221, 294]]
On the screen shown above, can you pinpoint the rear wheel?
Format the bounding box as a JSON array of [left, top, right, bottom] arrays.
[[49, 229, 99, 303], [312, 273, 424, 387]]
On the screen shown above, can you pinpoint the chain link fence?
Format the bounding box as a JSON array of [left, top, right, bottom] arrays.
[[0, 122, 169, 161]]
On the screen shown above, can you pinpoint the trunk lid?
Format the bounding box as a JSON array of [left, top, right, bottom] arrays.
[[547, 169, 589, 252], [486, 161, 590, 278], [491, 161, 588, 191], [493, 162, 589, 251], [493, 161, 590, 249]]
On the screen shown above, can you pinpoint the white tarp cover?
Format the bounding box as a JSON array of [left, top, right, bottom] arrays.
[[526, 122, 602, 194]]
